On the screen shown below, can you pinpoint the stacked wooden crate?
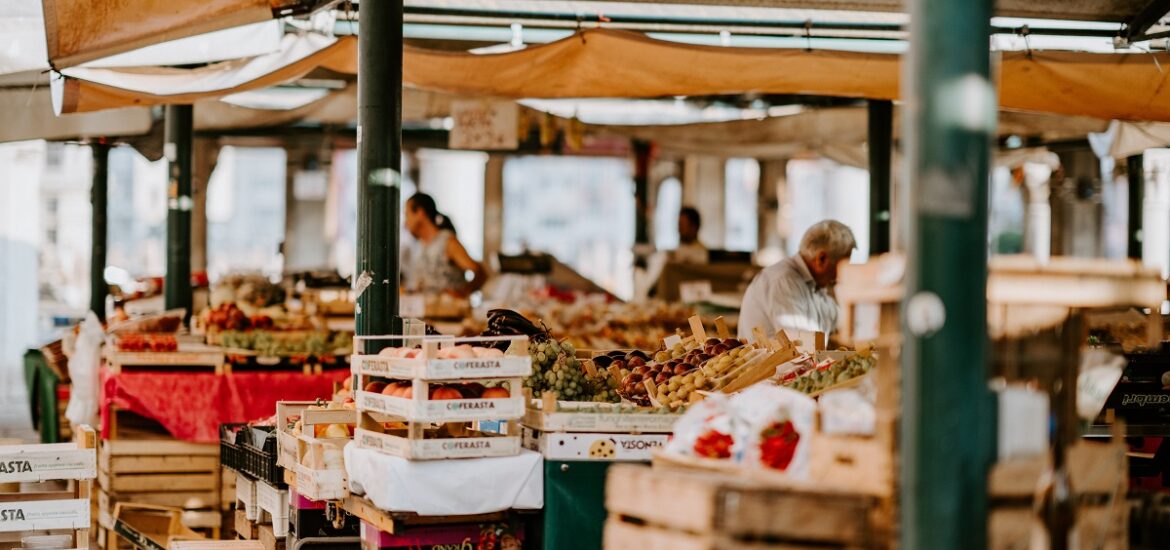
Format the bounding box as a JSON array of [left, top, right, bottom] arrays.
[[0, 426, 96, 550], [604, 465, 886, 549], [97, 439, 224, 545]]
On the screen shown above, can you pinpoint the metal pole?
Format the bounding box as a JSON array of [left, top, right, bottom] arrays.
[[633, 140, 652, 246], [164, 105, 193, 315], [1127, 154, 1144, 260], [901, 0, 995, 546], [868, 100, 893, 255], [90, 141, 110, 321], [356, 0, 403, 337]]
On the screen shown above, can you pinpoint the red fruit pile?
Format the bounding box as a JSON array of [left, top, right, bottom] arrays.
[[759, 420, 800, 471], [693, 430, 734, 459], [116, 333, 178, 352]]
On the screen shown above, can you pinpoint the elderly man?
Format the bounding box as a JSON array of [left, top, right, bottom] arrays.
[[738, 220, 857, 341]]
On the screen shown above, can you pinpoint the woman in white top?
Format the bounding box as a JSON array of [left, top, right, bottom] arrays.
[[402, 193, 487, 297]]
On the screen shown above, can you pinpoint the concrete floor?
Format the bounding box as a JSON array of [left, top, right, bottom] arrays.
[[0, 367, 40, 442]]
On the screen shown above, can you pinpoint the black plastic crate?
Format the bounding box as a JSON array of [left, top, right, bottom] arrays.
[[220, 423, 283, 486]]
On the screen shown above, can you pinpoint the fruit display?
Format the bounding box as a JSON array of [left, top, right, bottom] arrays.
[[779, 351, 877, 395], [218, 329, 351, 357], [114, 333, 178, 352], [522, 338, 621, 403], [377, 345, 505, 359], [476, 298, 698, 351], [362, 378, 513, 400], [607, 337, 769, 407]]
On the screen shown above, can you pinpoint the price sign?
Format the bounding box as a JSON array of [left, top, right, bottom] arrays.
[[679, 280, 713, 304], [449, 100, 519, 150], [401, 294, 425, 319]]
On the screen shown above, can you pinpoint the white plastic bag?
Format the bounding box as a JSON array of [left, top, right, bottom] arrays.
[[1077, 348, 1125, 421], [65, 312, 103, 428], [664, 393, 737, 460]]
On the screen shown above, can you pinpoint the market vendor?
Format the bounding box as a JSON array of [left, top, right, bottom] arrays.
[[738, 220, 856, 341], [670, 206, 708, 264], [403, 193, 488, 297]]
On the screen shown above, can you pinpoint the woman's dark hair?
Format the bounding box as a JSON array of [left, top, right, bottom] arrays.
[[407, 193, 456, 233]]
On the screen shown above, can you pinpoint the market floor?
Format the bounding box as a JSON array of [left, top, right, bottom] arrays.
[[0, 369, 37, 442]]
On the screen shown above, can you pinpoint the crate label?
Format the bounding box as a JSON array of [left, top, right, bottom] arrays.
[[525, 431, 668, 461], [0, 499, 89, 533], [355, 357, 393, 376], [0, 448, 95, 483], [1119, 393, 1170, 407], [355, 429, 519, 460], [358, 391, 523, 422]]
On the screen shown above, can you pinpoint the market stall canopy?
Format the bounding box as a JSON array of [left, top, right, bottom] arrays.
[[48, 29, 1170, 123], [608, 0, 1146, 22], [38, 0, 332, 69]]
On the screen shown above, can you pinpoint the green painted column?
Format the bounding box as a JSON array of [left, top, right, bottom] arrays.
[[901, 0, 996, 547], [90, 141, 109, 321], [164, 105, 193, 315], [1127, 154, 1144, 260], [355, 0, 403, 337], [868, 100, 893, 255]]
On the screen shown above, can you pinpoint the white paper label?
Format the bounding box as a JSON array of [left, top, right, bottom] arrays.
[[401, 294, 425, 319], [679, 280, 713, 304], [449, 100, 519, 150]]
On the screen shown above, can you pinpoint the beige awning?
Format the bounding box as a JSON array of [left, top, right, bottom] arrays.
[[38, 0, 318, 69], [49, 29, 1170, 123], [0, 88, 151, 143]]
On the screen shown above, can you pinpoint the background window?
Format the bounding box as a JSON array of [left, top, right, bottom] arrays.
[[502, 156, 635, 299]]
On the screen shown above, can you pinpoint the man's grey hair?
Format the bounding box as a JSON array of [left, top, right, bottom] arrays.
[[799, 220, 857, 260]]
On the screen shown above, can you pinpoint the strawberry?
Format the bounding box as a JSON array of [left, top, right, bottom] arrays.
[[693, 430, 734, 459], [758, 421, 800, 470]]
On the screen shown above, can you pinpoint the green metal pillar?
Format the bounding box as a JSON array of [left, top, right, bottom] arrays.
[[165, 105, 193, 314], [1127, 154, 1144, 260], [90, 141, 109, 321], [868, 100, 893, 255], [633, 140, 651, 246], [355, 0, 403, 337], [901, 0, 995, 547]]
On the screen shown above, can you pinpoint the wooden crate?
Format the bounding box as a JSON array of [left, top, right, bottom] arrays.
[[0, 426, 96, 549], [99, 439, 223, 539], [233, 509, 259, 541], [105, 347, 227, 376], [605, 465, 885, 549], [988, 438, 1128, 549], [354, 411, 521, 460], [110, 503, 201, 550], [170, 541, 262, 550]]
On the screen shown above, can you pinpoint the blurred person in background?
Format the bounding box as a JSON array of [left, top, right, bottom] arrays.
[[671, 206, 708, 264], [738, 220, 856, 341], [403, 193, 487, 297]]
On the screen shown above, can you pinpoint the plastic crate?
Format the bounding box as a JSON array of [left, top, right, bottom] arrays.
[[220, 423, 283, 486]]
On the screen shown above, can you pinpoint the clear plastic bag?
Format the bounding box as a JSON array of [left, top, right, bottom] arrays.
[[664, 393, 738, 460], [65, 312, 103, 428]]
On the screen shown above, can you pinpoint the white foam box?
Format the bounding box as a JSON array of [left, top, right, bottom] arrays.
[[522, 428, 668, 461]]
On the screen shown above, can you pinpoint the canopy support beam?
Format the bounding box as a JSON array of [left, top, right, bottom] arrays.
[[165, 105, 193, 315], [901, 0, 995, 547], [1128, 154, 1144, 260], [90, 142, 109, 321], [1126, 0, 1170, 40], [868, 99, 893, 255], [355, 0, 404, 338]]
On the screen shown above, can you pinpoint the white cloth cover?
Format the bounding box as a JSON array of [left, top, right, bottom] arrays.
[[344, 444, 544, 516]]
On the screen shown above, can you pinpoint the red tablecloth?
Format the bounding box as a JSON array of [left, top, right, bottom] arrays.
[[101, 367, 348, 443]]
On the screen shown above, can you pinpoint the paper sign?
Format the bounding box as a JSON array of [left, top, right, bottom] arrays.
[[449, 100, 519, 150], [400, 294, 425, 319], [679, 280, 713, 304]]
